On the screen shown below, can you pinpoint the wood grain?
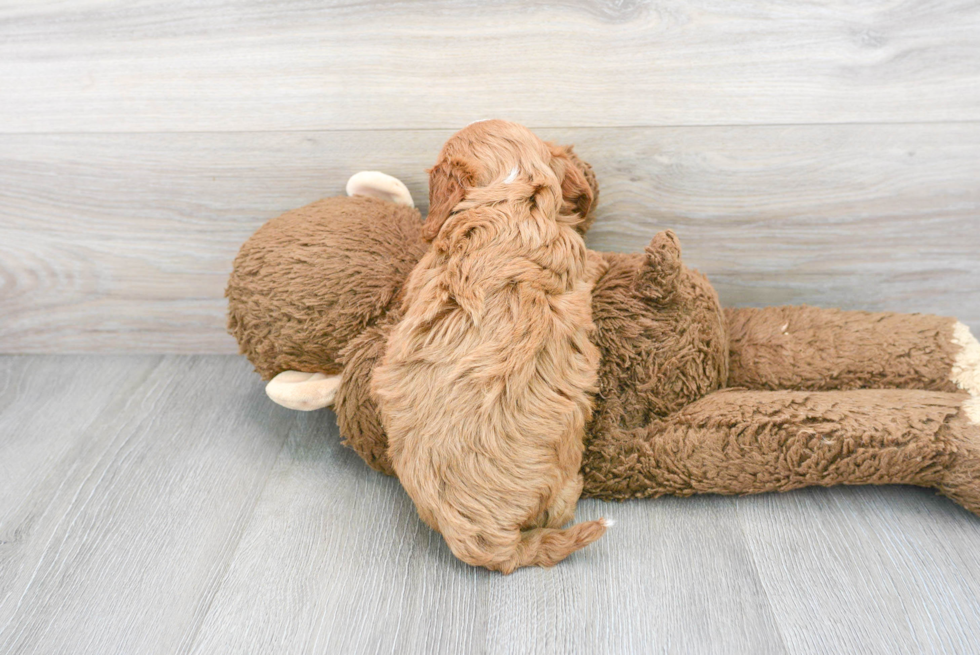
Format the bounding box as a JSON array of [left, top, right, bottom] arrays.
[[2, 125, 978, 353], [737, 485, 980, 654], [2, 1, 980, 132], [188, 392, 785, 655], [0, 356, 160, 537], [4, 356, 980, 653], [0, 355, 293, 655]]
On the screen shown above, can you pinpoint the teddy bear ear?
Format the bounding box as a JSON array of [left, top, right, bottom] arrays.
[[423, 158, 472, 242], [345, 171, 414, 207]]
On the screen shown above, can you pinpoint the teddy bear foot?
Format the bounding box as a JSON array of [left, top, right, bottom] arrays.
[[938, 396, 980, 515], [345, 171, 414, 207], [265, 370, 341, 411], [952, 322, 980, 397]]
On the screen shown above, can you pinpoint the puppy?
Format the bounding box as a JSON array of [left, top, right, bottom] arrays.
[[372, 120, 607, 574]]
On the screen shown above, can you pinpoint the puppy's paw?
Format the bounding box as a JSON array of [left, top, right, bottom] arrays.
[[951, 322, 980, 397], [346, 171, 414, 207]]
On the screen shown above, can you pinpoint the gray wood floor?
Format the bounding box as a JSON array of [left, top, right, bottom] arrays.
[[2, 355, 980, 655]]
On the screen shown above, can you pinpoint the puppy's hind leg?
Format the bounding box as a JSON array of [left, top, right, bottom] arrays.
[[542, 474, 587, 529], [442, 518, 609, 575]]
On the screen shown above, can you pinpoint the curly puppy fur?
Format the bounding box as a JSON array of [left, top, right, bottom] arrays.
[[372, 121, 606, 574]]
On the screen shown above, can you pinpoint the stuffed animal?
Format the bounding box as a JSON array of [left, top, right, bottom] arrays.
[[227, 166, 980, 516]]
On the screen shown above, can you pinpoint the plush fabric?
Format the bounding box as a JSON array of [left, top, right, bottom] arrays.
[[227, 190, 980, 516], [583, 388, 977, 510], [226, 196, 427, 380], [726, 306, 962, 392]]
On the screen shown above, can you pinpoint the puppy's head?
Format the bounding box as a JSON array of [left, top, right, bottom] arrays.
[[423, 120, 596, 241]]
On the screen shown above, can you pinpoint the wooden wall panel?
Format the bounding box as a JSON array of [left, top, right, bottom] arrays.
[[2, 125, 977, 352], [1, 1, 979, 132]]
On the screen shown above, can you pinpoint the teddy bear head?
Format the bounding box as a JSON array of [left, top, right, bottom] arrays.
[[226, 195, 428, 380]]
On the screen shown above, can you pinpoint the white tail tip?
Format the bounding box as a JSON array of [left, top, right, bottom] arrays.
[[601, 518, 616, 528]]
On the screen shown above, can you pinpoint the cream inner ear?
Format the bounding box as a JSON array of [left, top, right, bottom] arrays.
[[346, 171, 414, 207], [265, 371, 341, 411]]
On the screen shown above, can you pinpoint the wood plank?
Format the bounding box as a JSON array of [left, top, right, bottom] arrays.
[[188, 404, 785, 655], [2, 1, 980, 132], [2, 124, 977, 353], [0, 355, 292, 655], [4, 355, 980, 652], [0, 355, 160, 531], [737, 486, 980, 653]]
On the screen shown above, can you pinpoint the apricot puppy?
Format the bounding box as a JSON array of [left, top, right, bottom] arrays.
[[372, 120, 607, 574]]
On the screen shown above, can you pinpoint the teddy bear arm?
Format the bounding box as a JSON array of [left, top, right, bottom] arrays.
[[332, 319, 398, 476], [725, 306, 980, 395], [581, 388, 980, 516]]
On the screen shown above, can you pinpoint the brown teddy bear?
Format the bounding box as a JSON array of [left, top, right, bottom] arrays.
[[227, 165, 980, 516]]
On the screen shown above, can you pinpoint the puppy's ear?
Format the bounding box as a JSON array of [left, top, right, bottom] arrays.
[[424, 158, 472, 242], [549, 144, 598, 233]]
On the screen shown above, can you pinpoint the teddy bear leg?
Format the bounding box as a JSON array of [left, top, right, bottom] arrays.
[[345, 171, 414, 207], [937, 396, 980, 514], [582, 388, 980, 517], [726, 306, 980, 395]]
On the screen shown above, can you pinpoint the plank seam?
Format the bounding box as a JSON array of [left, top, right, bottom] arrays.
[[3, 118, 980, 137]]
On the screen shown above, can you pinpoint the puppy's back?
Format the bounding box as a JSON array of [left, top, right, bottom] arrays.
[[375, 134, 604, 573]]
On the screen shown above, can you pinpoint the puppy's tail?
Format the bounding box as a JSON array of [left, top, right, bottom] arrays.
[[443, 519, 609, 575], [513, 519, 609, 572]]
